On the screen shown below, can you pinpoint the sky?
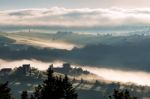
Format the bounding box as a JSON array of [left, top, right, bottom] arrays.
[[1, 0, 150, 32], [1, 7, 150, 29], [1, 0, 150, 10]]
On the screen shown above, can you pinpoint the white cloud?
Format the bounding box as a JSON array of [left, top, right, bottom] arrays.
[[1, 7, 150, 27]]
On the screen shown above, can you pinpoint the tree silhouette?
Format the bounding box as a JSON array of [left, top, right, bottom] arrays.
[[29, 95, 34, 99], [21, 91, 28, 99], [40, 65, 62, 99], [109, 89, 137, 99], [63, 75, 77, 99], [33, 85, 42, 99], [30, 65, 77, 99], [0, 82, 12, 99]]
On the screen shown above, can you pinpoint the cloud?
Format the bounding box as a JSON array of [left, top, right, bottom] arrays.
[[1, 7, 150, 28]]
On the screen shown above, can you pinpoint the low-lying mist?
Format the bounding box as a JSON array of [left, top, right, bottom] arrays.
[[6, 33, 81, 50], [0, 59, 63, 70], [0, 59, 150, 86], [81, 66, 150, 86]]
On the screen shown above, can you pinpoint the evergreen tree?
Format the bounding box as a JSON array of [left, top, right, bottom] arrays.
[[40, 65, 60, 99], [21, 91, 28, 99], [109, 89, 137, 99], [30, 65, 77, 99], [63, 75, 77, 99], [33, 85, 42, 99], [0, 82, 12, 99], [29, 95, 34, 99]]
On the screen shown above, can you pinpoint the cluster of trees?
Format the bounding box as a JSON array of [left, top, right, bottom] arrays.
[[0, 65, 77, 99], [0, 65, 138, 99], [0, 82, 13, 99], [109, 89, 137, 99], [21, 65, 78, 99]]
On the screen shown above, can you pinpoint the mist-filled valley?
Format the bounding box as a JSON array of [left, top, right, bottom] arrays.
[[1, 30, 150, 99], [1, 31, 150, 83], [1, 31, 150, 71]]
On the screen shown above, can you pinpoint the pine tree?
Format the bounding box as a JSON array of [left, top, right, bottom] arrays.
[[21, 91, 28, 99], [30, 65, 78, 99], [29, 95, 34, 99], [63, 75, 77, 99], [0, 82, 12, 99], [40, 65, 58, 99], [109, 89, 137, 99], [34, 85, 42, 99]]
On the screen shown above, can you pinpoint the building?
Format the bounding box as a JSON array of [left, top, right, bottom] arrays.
[[15, 64, 31, 76], [63, 63, 71, 71], [0, 68, 12, 76], [21, 64, 31, 75], [22, 64, 31, 74]]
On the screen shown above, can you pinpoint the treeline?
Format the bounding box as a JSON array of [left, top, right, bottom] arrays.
[[0, 66, 137, 99], [0, 65, 77, 99]]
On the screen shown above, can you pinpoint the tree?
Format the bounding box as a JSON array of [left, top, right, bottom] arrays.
[[63, 75, 77, 99], [29, 95, 34, 99], [109, 89, 137, 99], [21, 91, 28, 99], [33, 85, 42, 99], [0, 82, 12, 99], [30, 65, 78, 99], [40, 65, 60, 99]]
